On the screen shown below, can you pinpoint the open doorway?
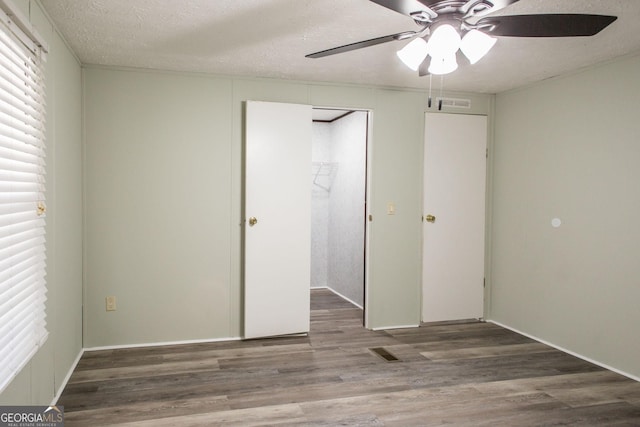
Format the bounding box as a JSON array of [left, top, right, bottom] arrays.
[[310, 108, 369, 324], [244, 102, 369, 339]]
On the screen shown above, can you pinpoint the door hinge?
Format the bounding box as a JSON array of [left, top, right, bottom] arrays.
[[483, 278, 486, 288], [486, 148, 488, 159]]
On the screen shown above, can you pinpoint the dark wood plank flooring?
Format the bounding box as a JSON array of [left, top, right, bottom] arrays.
[[58, 289, 640, 426]]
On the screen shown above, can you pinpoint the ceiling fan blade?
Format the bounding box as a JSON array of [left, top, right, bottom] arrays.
[[306, 31, 415, 58], [370, 0, 437, 21], [418, 57, 430, 76], [477, 14, 617, 37]]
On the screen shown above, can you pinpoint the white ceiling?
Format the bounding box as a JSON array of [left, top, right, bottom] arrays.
[[41, 0, 640, 94]]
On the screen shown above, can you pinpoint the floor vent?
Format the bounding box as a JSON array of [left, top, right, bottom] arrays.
[[369, 347, 400, 362]]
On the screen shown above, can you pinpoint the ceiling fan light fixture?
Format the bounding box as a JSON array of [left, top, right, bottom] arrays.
[[428, 53, 458, 75], [396, 37, 429, 71], [460, 29, 497, 64], [427, 24, 461, 58]]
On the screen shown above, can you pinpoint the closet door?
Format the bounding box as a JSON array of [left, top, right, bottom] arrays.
[[422, 113, 487, 322], [244, 101, 311, 339]]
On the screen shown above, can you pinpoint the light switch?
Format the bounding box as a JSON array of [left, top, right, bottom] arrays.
[[106, 296, 117, 311], [387, 203, 395, 215]]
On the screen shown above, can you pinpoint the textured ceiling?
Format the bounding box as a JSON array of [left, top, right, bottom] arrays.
[[41, 0, 640, 93]]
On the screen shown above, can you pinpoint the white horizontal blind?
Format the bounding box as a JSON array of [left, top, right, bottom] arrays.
[[0, 8, 47, 393]]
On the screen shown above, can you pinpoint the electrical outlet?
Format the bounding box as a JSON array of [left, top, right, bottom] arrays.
[[106, 296, 117, 311]]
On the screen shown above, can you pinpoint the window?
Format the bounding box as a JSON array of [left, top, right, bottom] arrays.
[[0, 2, 48, 393]]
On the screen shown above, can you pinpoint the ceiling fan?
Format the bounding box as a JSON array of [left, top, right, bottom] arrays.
[[306, 0, 617, 76]]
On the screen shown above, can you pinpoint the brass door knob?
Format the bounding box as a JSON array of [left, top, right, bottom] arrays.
[[248, 217, 258, 226], [425, 214, 436, 223]]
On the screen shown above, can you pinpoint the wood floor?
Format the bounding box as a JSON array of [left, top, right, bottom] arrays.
[[59, 289, 640, 426]]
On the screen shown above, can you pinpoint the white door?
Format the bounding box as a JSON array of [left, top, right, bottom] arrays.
[[244, 101, 311, 339], [422, 113, 487, 322]]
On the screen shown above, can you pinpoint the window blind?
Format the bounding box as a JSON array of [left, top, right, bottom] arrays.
[[0, 4, 47, 393]]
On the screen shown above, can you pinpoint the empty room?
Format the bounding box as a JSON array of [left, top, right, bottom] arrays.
[[0, 0, 639, 425]]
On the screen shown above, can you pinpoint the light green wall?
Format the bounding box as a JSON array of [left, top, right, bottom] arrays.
[[83, 67, 492, 345], [83, 70, 234, 346], [368, 89, 424, 327], [490, 53, 640, 378], [0, 1, 83, 404]]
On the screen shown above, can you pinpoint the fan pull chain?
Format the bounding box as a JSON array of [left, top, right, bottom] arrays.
[[438, 75, 444, 111], [428, 74, 432, 108]]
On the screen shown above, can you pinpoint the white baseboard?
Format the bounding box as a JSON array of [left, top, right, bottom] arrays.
[[372, 324, 420, 331], [325, 287, 363, 310], [488, 320, 640, 383], [84, 336, 242, 352], [51, 348, 84, 405]]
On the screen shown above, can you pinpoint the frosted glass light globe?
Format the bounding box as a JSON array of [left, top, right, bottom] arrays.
[[396, 37, 429, 71], [427, 24, 461, 58], [460, 29, 497, 64], [428, 53, 458, 75]]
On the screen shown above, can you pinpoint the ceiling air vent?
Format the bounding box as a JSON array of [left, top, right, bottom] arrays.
[[436, 97, 471, 109]]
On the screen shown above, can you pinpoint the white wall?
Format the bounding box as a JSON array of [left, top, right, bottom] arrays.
[[490, 53, 640, 378], [327, 112, 367, 307], [311, 123, 331, 289], [0, 0, 83, 404], [83, 68, 493, 344]]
